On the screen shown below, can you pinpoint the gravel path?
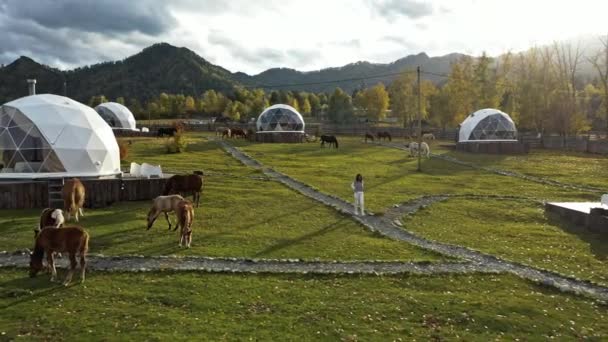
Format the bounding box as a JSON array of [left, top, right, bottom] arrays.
[[217, 140, 608, 301], [0, 252, 494, 275], [375, 141, 606, 193]]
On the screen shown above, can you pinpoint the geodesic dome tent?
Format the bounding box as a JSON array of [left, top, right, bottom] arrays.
[[95, 102, 137, 130], [256, 104, 305, 132], [0, 94, 121, 179], [459, 108, 517, 142]]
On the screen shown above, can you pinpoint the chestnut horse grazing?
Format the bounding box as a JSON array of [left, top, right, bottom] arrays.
[[147, 194, 185, 230], [364, 133, 374, 143], [174, 200, 194, 248], [162, 173, 204, 207], [62, 178, 85, 222], [30, 226, 89, 286]]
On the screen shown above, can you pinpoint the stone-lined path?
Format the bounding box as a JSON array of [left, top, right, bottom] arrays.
[[217, 140, 608, 301], [0, 252, 494, 275], [375, 141, 606, 194]]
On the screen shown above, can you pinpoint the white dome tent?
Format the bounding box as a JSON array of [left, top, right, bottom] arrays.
[[256, 104, 305, 132], [0, 94, 121, 179], [459, 108, 517, 142], [95, 102, 137, 130]]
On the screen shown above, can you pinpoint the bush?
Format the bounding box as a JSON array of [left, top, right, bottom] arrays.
[[165, 130, 188, 154], [118, 140, 129, 161]]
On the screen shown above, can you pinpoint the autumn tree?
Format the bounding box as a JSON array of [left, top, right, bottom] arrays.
[[328, 88, 354, 123], [588, 34, 608, 132]]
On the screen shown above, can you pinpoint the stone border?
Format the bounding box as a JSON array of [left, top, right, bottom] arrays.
[[217, 140, 608, 301]]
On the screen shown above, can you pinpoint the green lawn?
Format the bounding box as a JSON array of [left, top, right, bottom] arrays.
[[121, 134, 259, 177], [236, 136, 596, 213], [442, 149, 608, 190], [1, 270, 606, 341], [403, 198, 608, 286], [0, 136, 441, 262]]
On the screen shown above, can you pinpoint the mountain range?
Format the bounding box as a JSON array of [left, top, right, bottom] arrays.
[[0, 42, 468, 104]]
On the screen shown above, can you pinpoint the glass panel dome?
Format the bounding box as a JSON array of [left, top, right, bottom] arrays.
[[256, 104, 305, 132], [0, 94, 120, 178], [0, 107, 65, 173], [459, 108, 517, 142]]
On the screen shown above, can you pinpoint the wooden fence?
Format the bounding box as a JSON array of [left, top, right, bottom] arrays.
[[0, 177, 168, 210]]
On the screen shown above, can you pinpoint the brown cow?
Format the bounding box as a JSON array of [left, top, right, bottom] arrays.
[[62, 178, 85, 222]]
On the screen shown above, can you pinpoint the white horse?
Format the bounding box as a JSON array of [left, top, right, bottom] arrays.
[[408, 142, 430, 158], [422, 133, 435, 140], [147, 195, 185, 230]]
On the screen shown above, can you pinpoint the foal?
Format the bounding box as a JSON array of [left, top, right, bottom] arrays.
[[174, 200, 194, 248], [29, 226, 89, 286], [147, 194, 185, 230]]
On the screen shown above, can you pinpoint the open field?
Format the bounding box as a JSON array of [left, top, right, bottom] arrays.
[[442, 149, 608, 190], [403, 198, 608, 286], [2, 133, 607, 339], [1, 270, 607, 341], [236, 136, 597, 213], [0, 136, 440, 261]]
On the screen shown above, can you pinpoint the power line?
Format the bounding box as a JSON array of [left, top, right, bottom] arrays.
[[243, 70, 417, 89]]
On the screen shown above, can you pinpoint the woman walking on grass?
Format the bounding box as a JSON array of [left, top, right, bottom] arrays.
[[351, 174, 365, 216]]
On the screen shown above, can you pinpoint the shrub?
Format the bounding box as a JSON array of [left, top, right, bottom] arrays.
[[118, 140, 129, 161], [165, 130, 188, 154]]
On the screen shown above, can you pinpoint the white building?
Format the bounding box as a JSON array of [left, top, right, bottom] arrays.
[[459, 108, 517, 143], [95, 102, 137, 130], [0, 94, 121, 179]]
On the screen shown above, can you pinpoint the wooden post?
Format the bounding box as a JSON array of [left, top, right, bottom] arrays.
[[417, 66, 422, 172]]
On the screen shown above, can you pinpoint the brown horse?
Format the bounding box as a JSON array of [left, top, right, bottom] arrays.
[[320, 135, 339, 148], [377, 131, 392, 142], [30, 226, 89, 286], [62, 178, 85, 222], [162, 173, 204, 207], [174, 200, 194, 248], [365, 133, 374, 143], [231, 128, 247, 139]]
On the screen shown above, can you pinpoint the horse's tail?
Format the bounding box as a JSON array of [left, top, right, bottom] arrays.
[[80, 230, 89, 257], [334, 138, 338, 148]]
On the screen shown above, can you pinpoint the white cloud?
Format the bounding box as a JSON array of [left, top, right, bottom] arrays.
[[1, 0, 608, 74]]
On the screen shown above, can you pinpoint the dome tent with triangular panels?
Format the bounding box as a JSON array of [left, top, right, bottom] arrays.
[[0, 94, 121, 179], [458, 108, 517, 143], [95, 102, 137, 130], [256, 104, 305, 132]]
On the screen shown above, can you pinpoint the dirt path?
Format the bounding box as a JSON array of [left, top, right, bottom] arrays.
[[217, 140, 608, 301]]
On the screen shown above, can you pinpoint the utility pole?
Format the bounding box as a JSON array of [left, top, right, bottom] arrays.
[[417, 66, 422, 172]]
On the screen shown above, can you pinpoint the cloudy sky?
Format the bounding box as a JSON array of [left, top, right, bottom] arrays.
[[0, 0, 606, 74]]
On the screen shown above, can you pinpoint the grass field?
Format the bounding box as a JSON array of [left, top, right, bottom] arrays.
[[1, 270, 606, 341], [442, 149, 608, 190], [2, 133, 607, 339], [402, 198, 608, 286], [236, 136, 596, 213], [0, 136, 441, 261]]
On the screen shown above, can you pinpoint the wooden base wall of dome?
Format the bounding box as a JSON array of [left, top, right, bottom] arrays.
[[254, 132, 305, 143], [456, 141, 529, 154]]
